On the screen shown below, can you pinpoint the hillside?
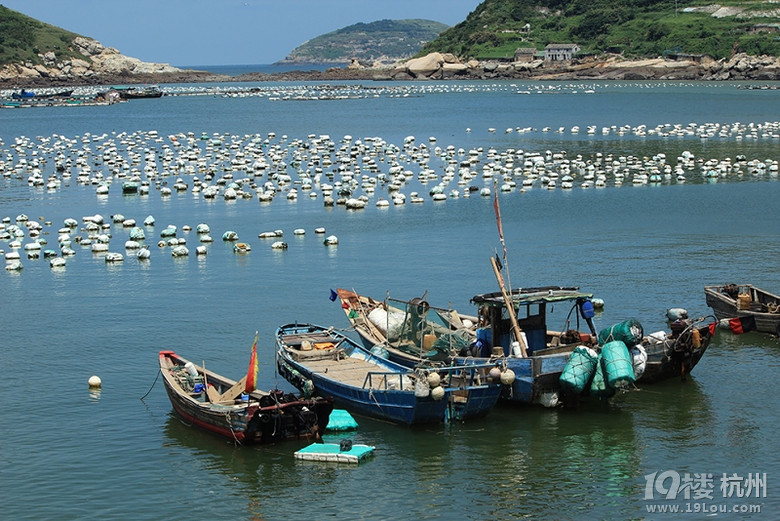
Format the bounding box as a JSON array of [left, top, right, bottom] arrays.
[[0, 5, 85, 64], [420, 0, 780, 60], [278, 19, 449, 64], [0, 5, 183, 84]]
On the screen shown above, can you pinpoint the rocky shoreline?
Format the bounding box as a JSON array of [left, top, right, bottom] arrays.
[[2, 47, 779, 90]]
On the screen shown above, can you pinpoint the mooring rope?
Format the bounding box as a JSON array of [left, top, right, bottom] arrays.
[[139, 370, 161, 400]]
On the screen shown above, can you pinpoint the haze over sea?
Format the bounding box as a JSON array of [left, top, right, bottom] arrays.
[[2, 77, 779, 520]]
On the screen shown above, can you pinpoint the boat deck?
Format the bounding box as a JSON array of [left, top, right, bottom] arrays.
[[304, 356, 380, 387], [281, 333, 413, 390]]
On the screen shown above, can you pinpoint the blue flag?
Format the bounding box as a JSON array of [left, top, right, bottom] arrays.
[[329, 289, 337, 302]]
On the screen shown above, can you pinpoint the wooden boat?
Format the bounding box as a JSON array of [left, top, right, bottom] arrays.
[[336, 287, 598, 407], [159, 350, 333, 444], [636, 315, 717, 383], [336, 287, 717, 405], [705, 284, 780, 335], [275, 323, 503, 425]]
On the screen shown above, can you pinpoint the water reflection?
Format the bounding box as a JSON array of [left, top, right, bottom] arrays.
[[473, 405, 640, 519]]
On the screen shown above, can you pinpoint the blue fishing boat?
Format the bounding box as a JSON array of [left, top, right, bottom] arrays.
[[275, 323, 504, 425], [337, 286, 597, 407]]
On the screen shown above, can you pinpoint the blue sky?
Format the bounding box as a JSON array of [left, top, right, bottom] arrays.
[[2, 0, 482, 66]]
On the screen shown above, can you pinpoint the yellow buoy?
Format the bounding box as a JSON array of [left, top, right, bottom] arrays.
[[88, 375, 102, 389]]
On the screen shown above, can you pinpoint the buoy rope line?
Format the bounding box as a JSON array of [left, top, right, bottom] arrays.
[[139, 370, 161, 400]]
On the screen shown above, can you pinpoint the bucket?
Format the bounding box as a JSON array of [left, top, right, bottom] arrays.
[[476, 327, 492, 347], [423, 334, 437, 350], [184, 362, 198, 377]]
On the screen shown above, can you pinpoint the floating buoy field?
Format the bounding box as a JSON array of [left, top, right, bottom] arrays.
[[2, 84, 778, 276]]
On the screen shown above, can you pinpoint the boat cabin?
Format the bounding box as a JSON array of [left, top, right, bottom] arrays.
[[470, 286, 596, 356]]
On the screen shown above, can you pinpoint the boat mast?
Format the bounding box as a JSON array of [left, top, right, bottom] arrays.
[[491, 182, 528, 357]]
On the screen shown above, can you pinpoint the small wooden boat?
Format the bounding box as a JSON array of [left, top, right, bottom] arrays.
[[159, 350, 333, 444], [705, 284, 780, 335], [637, 316, 717, 383], [275, 323, 503, 425]]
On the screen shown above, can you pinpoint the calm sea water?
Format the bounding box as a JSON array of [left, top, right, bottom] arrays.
[[2, 79, 779, 520]]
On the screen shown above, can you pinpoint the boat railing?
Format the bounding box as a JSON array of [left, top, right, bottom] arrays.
[[362, 371, 415, 391], [360, 364, 496, 392], [438, 363, 498, 389]]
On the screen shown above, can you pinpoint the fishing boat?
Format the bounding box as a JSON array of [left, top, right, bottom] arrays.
[[336, 286, 598, 407], [275, 323, 504, 425], [10, 89, 35, 99], [704, 284, 780, 335], [159, 349, 333, 444], [116, 85, 164, 99], [638, 316, 717, 383]]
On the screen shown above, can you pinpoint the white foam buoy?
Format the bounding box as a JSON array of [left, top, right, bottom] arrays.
[[500, 368, 516, 385], [88, 375, 102, 389], [431, 385, 445, 401]]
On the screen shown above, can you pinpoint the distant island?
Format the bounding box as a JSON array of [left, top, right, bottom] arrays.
[[275, 19, 449, 66]]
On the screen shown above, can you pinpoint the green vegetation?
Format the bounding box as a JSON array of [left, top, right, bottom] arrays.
[[0, 5, 85, 65], [282, 19, 449, 63], [420, 0, 780, 60]]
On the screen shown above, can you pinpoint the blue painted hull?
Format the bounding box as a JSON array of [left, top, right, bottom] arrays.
[[278, 357, 448, 425], [276, 323, 501, 425], [354, 328, 569, 405]]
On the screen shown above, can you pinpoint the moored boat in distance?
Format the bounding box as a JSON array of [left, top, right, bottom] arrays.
[[116, 85, 164, 99], [275, 323, 504, 425], [704, 284, 780, 336], [159, 350, 333, 444]]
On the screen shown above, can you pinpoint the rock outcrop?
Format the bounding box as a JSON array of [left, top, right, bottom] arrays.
[[385, 51, 780, 81], [390, 52, 469, 79], [0, 36, 181, 82]]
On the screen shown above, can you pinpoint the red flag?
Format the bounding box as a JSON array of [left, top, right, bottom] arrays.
[[708, 321, 717, 337], [244, 331, 259, 393], [728, 316, 756, 335]]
